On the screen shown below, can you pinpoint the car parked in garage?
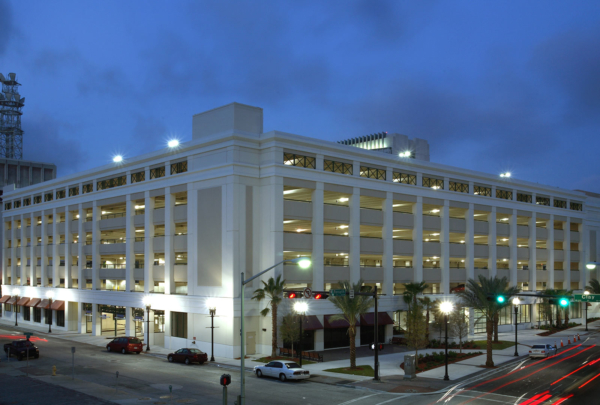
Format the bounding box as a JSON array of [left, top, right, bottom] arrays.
[[106, 337, 143, 354], [167, 348, 208, 365], [254, 360, 310, 381]]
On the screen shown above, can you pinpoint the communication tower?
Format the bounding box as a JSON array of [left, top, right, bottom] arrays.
[[0, 72, 25, 159]]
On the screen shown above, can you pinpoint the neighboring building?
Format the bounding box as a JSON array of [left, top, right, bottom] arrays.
[[0, 102, 599, 357]]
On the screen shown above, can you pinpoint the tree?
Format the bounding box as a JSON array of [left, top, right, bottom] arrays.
[[586, 279, 600, 294], [328, 279, 374, 369], [251, 275, 285, 357], [457, 275, 519, 367], [279, 313, 300, 357], [405, 302, 429, 367], [451, 306, 469, 353], [403, 282, 429, 311], [493, 312, 499, 343], [418, 296, 433, 341]]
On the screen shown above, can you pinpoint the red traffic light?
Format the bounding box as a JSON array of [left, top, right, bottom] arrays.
[[312, 292, 329, 300], [370, 343, 384, 351], [220, 374, 231, 386], [287, 292, 297, 299], [314, 293, 322, 299]]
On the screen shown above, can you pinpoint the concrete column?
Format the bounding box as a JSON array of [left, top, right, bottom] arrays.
[[488, 208, 497, 277], [20, 215, 26, 286], [30, 212, 35, 286], [563, 219, 571, 290], [10, 219, 16, 284], [52, 208, 59, 287], [315, 154, 324, 171], [125, 195, 135, 292], [144, 192, 155, 293], [41, 214, 48, 286], [165, 161, 171, 177], [465, 203, 475, 282], [92, 202, 101, 290], [580, 223, 588, 290], [529, 213, 537, 291], [314, 315, 324, 351], [440, 200, 450, 294], [92, 303, 101, 336], [509, 210, 518, 287], [349, 187, 361, 283], [125, 307, 136, 336], [78, 205, 84, 290], [512, 189, 518, 201], [413, 197, 423, 282], [126, 170, 131, 185], [468, 307, 475, 336], [187, 184, 197, 296], [65, 210, 72, 288], [352, 161, 360, 177], [1, 220, 7, 285], [164, 188, 175, 295], [312, 183, 324, 290], [78, 302, 85, 334], [547, 216, 554, 289], [382, 192, 394, 295]]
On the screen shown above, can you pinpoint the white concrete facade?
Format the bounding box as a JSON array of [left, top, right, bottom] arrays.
[[1, 102, 600, 357]]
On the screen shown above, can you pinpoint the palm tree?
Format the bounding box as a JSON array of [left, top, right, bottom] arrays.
[[457, 275, 519, 367], [418, 296, 433, 341], [403, 281, 429, 309], [586, 279, 600, 294], [328, 279, 374, 369], [251, 275, 285, 358]]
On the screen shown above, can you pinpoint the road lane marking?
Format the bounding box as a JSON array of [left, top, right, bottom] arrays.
[[337, 394, 380, 404], [513, 392, 527, 405]]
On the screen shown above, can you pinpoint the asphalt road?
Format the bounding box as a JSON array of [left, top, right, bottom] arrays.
[[1, 325, 599, 405]]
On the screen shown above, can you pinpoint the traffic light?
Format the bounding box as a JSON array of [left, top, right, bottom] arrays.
[[559, 298, 569, 307], [313, 292, 329, 300], [370, 343, 384, 351], [286, 292, 298, 299], [220, 374, 231, 386], [487, 295, 506, 303]]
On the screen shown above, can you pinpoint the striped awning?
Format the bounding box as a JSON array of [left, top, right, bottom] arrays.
[[324, 315, 359, 329], [302, 315, 323, 331], [0, 295, 11, 304], [360, 312, 395, 326], [16, 297, 30, 306], [6, 297, 17, 305], [26, 298, 41, 307]]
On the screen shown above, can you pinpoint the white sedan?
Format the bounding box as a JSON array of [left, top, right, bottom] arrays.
[[529, 344, 557, 358], [254, 360, 310, 381]]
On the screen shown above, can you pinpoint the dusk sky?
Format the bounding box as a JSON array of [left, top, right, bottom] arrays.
[[1, 1, 599, 192]]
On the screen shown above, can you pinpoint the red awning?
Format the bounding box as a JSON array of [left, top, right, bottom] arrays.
[[16, 297, 30, 306], [36, 299, 51, 309], [360, 312, 395, 326], [302, 315, 323, 331], [0, 295, 10, 304], [324, 315, 360, 329], [6, 297, 17, 305], [26, 298, 41, 307], [50, 300, 65, 311]]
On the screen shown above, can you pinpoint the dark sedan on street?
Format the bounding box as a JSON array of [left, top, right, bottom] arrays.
[[167, 348, 208, 365]]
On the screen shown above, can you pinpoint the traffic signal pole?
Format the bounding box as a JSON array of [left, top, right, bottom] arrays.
[[374, 285, 379, 381]]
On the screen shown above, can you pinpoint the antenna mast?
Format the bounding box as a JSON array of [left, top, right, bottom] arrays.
[[0, 72, 25, 159]]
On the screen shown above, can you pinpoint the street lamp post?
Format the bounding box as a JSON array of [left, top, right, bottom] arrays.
[[584, 291, 590, 331], [513, 298, 520, 356], [143, 296, 152, 352], [439, 301, 454, 381], [239, 257, 311, 405], [294, 301, 308, 368], [209, 306, 217, 362]]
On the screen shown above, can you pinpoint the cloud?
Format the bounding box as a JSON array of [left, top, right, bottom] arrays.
[[21, 111, 89, 177]]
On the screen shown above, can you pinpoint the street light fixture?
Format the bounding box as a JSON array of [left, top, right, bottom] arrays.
[[46, 290, 53, 333], [239, 256, 311, 405], [439, 301, 454, 381], [293, 301, 308, 367], [13, 288, 19, 326], [586, 262, 598, 270], [207, 299, 217, 362], [142, 295, 152, 352], [512, 297, 520, 356]]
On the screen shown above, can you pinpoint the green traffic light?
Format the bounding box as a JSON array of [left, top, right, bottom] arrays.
[[497, 296, 505, 303], [559, 298, 569, 307]]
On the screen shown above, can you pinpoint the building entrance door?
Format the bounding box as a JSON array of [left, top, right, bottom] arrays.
[[246, 332, 256, 355]]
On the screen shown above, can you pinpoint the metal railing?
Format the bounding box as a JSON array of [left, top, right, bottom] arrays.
[[101, 212, 126, 220], [100, 239, 125, 244], [100, 264, 126, 269]]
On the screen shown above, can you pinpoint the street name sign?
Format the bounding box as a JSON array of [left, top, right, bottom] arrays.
[[574, 294, 600, 302], [330, 289, 346, 297]]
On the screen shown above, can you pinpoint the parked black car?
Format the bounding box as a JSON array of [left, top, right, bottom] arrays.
[[4, 339, 39, 360]]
